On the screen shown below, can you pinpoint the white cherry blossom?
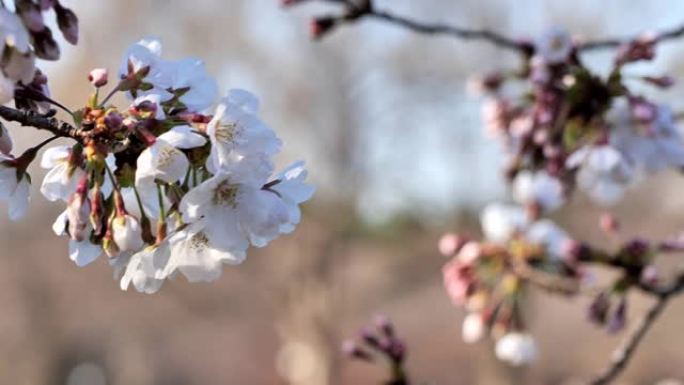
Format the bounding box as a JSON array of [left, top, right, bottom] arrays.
[[566, 144, 634, 205], [535, 26, 573, 64], [610, 103, 684, 172], [205, 89, 282, 181], [112, 214, 144, 252], [512, 170, 564, 212], [480, 203, 529, 244], [135, 125, 206, 185], [40, 145, 85, 202], [270, 161, 315, 234]]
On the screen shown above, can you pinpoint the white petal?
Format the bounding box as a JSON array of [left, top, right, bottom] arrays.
[[8, 176, 29, 221], [68, 240, 101, 267], [158, 125, 206, 149]]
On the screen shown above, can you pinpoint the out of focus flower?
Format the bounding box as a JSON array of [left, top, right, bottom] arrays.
[[495, 332, 537, 366], [512, 170, 565, 212], [535, 26, 573, 64], [462, 312, 486, 344], [566, 145, 634, 205], [610, 102, 684, 173], [480, 203, 528, 244]]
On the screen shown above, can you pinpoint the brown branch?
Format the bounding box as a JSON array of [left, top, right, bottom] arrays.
[[365, 9, 527, 53], [300, 0, 684, 55], [589, 273, 684, 385], [579, 23, 684, 51], [0, 105, 82, 139]]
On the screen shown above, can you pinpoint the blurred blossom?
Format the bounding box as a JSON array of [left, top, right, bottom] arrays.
[[534, 26, 573, 64], [495, 332, 537, 366]]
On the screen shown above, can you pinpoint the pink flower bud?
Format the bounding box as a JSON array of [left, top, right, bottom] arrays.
[[88, 68, 108, 87], [599, 213, 619, 234], [438, 233, 467, 257], [66, 177, 90, 241]]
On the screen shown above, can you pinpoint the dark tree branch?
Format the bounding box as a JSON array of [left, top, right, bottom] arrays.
[[300, 0, 684, 55], [589, 273, 684, 385], [0, 105, 82, 140], [364, 10, 527, 52], [579, 23, 684, 50]]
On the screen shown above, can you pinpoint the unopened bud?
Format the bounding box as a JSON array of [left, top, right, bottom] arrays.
[[588, 292, 610, 325], [88, 68, 108, 87], [599, 213, 619, 234], [112, 214, 144, 252], [32, 28, 60, 61], [310, 17, 336, 39], [66, 177, 90, 241], [16, 0, 45, 32], [438, 233, 467, 257], [341, 340, 373, 362], [55, 2, 79, 45], [642, 75, 675, 89], [640, 264, 659, 286], [607, 297, 627, 334], [104, 111, 123, 131]]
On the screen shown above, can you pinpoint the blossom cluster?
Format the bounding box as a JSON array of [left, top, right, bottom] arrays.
[[477, 27, 683, 208], [0, 37, 314, 293], [440, 26, 684, 366], [440, 203, 574, 365]]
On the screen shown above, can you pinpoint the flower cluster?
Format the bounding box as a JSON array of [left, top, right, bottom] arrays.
[[0, 37, 314, 293], [476, 27, 684, 208], [439, 28, 684, 365], [440, 203, 578, 365]]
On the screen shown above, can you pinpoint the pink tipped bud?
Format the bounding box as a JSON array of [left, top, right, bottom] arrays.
[[66, 177, 90, 241], [88, 68, 108, 87], [341, 340, 373, 362], [640, 264, 659, 286], [438, 233, 467, 257], [310, 17, 336, 39], [599, 213, 619, 234]]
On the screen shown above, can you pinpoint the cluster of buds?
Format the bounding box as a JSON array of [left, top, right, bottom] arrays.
[[342, 315, 409, 385], [475, 27, 684, 208], [0, 1, 78, 105], [0, 36, 315, 293], [438, 199, 678, 365]]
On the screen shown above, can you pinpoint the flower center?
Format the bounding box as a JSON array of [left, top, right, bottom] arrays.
[[189, 232, 209, 252], [213, 180, 239, 207], [214, 122, 238, 143], [156, 144, 180, 168]]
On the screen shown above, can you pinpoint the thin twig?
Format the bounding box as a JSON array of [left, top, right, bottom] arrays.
[[589, 273, 684, 385], [366, 10, 526, 52], [302, 0, 684, 54], [579, 23, 684, 51], [0, 105, 81, 139]]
